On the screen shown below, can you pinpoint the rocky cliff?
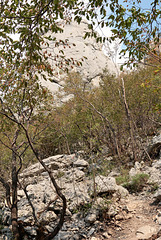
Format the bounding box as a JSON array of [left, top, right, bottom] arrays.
[[40, 21, 117, 93]]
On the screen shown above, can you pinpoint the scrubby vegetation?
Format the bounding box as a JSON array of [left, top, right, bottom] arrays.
[[122, 173, 149, 193], [37, 65, 161, 170]]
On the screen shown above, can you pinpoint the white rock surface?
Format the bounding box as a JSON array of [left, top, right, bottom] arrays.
[[40, 21, 117, 92], [2, 153, 130, 240], [73, 159, 89, 168], [95, 175, 118, 194]]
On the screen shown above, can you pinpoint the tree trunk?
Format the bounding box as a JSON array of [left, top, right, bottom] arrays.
[[121, 78, 136, 160], [11, 149, 20, 240]]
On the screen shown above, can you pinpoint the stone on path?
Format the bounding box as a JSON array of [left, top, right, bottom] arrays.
[[136, 225, 159, 239]]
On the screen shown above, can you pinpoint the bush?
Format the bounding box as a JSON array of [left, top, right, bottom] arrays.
[[116, 169, 130, 185], [122, 173, 149, 193]]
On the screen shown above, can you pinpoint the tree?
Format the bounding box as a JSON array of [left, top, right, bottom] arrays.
[[0, 66, 68, 239], [0, 2, 87, 238]]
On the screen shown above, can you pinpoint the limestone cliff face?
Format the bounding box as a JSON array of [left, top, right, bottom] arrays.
[[40, 21, 117, 92]]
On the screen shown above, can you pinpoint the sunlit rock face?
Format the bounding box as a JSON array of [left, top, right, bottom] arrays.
[[40, 20, 117, 93]]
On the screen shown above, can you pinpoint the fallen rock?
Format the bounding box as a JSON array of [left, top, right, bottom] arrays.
[[129, 161, 143, 178], [20, 154, 72, 178], [85, 209, 98, 224], [95, 175, 118, 194], [115, 185, 129, 197], [136, 225, 159, 240], [73, 159, 89, 168], [148, 133, 161, 159], [94, 175, 128, 197], [153, 187, 161, 202]]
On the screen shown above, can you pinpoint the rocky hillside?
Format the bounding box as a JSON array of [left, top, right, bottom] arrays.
[[40, 21, 117, 93], [1, 133, 161, 240]]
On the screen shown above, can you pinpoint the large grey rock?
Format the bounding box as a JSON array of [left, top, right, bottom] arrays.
[[64, 179, 91, 211], [95, 175, 117, 194], [129, 161, 143, 178], [143, 159, 161, 185], [89, 175, 128, 198], [62, 169, 85, 183], [115, 185, 129, 197], [148, 133, 161, 159], [20, 154, 74, 178], [73, 159, 89, 168], [2, 153, 131, 239]]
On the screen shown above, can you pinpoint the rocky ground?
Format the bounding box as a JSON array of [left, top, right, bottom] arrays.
[[91, 194, 161, 240], [0, 133, 161, 240]]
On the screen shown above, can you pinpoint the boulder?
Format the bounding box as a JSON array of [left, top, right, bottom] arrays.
[[129, 161, 142, 178], [148, 133, 161, 159], [115, 185, 129, 197], [94, 175, 128, 197], [153, 187, 161, 201], [73, 159, 89, 168], [95, 175, 117, 194], [64, 180, 91, 211]]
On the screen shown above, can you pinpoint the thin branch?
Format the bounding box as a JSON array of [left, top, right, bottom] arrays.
[[2, 132, 12, 145], [72, 90, 121, 157], [121, 77, 136, 160], [148, 117, 161, 126], [32, 0, 54, 30], [21, 183, 38, 224], [0, 138, 15, 152], [12, 129, 20, 147], [0, 111, 19, 125]]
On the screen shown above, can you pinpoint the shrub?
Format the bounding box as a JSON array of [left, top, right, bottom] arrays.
[[116, 169, 130, 185], [122, 173, 149, 193]]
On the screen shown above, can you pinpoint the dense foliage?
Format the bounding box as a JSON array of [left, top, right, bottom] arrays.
[[78, 0, 161, 67], [1, 0, 161, 71]]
